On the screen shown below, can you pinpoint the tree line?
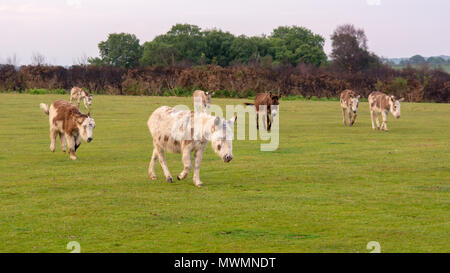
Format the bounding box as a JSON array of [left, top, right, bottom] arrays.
[[87, 24, 329, 68], [86, 23, 385, 72]]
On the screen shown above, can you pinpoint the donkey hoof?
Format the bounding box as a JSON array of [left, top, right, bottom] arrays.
[[167, 177, 174, 183], [195, 183, 203, 187], [150, 175, 157, 180], [177, 175, 182, 180]]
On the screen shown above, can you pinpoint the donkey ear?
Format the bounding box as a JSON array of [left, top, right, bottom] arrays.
[[229, 115, 237, 124], [399, 98, 405, 102], [87, 112, 91, 117], [214, 116, 221, 127]]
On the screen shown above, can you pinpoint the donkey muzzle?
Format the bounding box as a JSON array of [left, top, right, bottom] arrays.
[[223, 154, 233, 163]]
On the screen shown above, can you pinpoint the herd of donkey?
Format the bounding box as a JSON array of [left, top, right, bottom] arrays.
[[38, 87, 404, 187]]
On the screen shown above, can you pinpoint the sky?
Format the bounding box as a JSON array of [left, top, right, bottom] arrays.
[[0, 0, 449, 65]]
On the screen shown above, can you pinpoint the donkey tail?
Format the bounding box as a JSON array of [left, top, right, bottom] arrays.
[[40, 103, 49, 115], [243, 103, 254, 106]]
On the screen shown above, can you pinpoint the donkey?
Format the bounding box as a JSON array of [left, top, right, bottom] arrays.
[[368, 91, 404, 131], [244, 91, 281, 131], [40, 100, 95, 160], [70, 87, 93, 111], [193, 90, 213, 112], [340, 89, 360, 126], [147, 106, 235, 187]]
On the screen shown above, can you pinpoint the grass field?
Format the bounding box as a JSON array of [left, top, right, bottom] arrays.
[[0, 93, 448, 253]]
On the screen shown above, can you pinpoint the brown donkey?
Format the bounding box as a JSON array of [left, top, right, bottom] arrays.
[[40, 100, 95, 160], [244, 91, 281, 131]]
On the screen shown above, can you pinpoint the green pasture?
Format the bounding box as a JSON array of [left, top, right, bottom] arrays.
[[0, 93, 448, 252]]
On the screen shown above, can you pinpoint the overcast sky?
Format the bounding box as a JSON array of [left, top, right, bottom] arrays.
[[0, 0, 449, 65]]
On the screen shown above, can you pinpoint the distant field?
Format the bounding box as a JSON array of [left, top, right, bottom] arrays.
[[391, 64, 450, 73], [0, 93, 448, 253]]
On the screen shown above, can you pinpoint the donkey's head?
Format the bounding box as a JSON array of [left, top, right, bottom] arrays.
[[77, 113, 96, 142], [85, 94, 93, 106], [389, 95, 405, 119], [210, 116, 236, 163], [270, 92, 281, 116], [350, 94, 360, 113], [204, 92, 214, 108]]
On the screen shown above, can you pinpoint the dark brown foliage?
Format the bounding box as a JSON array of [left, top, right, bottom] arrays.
[[0, 64, 448, 102]]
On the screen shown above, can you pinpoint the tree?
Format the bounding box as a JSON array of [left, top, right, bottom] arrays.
[[330, 24, 380, 72], [409, 55, 426, 65], [268, 26, 327, 66], [229, 35, 266, 64], [140, 24, 206, 66], [74, 53, 89, 66], [31, 52, 47, 66], [6, 53, 19, 66], [203, 29, 235, 66], [87, 57, 105, 66], [427, 56, 446, 65], [140, 40, 179, 66], [96, 33, 142, 68]]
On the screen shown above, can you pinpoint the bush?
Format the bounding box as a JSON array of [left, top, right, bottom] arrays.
[[0, 64, 448, 102], [27, 88, 67, 95]]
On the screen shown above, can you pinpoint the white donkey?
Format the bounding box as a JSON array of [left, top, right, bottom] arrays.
[[70, 87, 93, 111], [368, 91, 404, 131], [340, 89, 360, 126], [193, 90, 213, 112], [147, 106, 235, 187]]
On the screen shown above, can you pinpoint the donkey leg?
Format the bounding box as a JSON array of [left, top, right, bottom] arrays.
[[351, 113, 357, 126], [74, 135, 81, 151], [267, 112, 272, 131], [148, 148, 158, 180], [348, 111, 353, 127], [256, 112, 259, 130], [156, 146, 173, 183], [59, 132, 66, 153], [342, 108, 347, 126], [374, 112, 380, 130], [177, 149, 192, 180], [370, 110, 376, 130], [66, 134, 77, 160], [50, 128, 57, 152], [381, 111, 388, 131], [193, 146, 206, 187]]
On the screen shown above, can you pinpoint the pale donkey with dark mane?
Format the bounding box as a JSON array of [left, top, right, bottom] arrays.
[[70, 86, 93, 111], [368, 91, 404, 131], [147, 106, 235, 187], [340, 89, 360, 126]]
